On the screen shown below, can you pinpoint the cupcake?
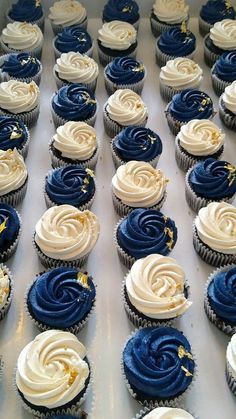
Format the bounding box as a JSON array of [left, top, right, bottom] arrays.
[[115, 208, 177, 269], [156, 24, 196, 67], [123, 327, 195, 405], [0, 80, 40, 128], [193, 201, 236, 267], [0, 22, 43, 59], [135, 407, 195, 418], [51, 84, 97, 128], [0, 264, 13, 320], [111, 126, 163, 169], [49, 0, 87, 34], [150, 0, 189, 38], [0, 53, 42, 85], [102, 0, 140, 29], [53, 27, 93, 59], [123, 254, 191, 328], [185, 158, 236, 213], [199, 0, 236, 37], [0, 149, 28, 206], [15, 330, 91, 416], [160, 58, 203, 102], [97, 21, 137, 66], [34, 205, 100, 269], [219, 80, 236, 131], [165, 89, 215, 136], [26, 267, 96, 333], [204, 19, 236, 67], [226, 333, 236, 395], [112, 161, 168, 217], [0, 117, 30, 159], [204, 265, 236, 335], [44, 166, 96, 210], [0, 203, 21, 263], [175, 119, 225, 172], [6, 0, 45, 31], [104, 56, 146, 95], [49, 122, 99, 170], [53, 52, 99, 92], [211, 51, 236, 96], [104, 89, 148, 138]]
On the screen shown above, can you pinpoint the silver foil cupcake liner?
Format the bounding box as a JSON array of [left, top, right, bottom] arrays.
[[111, 139, 160, 169], [203, 37, 220, 67], [52, 38, 94, 60], [5, 8, 45, 31], [50, 17, 88, 35], [160, 78, 201, 103], [198, 16, 212, 37], [103, 67, 146, 96], [114, 218, 136, 269], [112, 189, 166, 218], [53, 67, 98, 92], [0, 54, 42, 86], [97, 45, 137, 67], [0, 211, 21, 264], [0, 38, 43, 60], [226, 361, 236, 396], [134, 406, 198, 419], [150, 16, 189, 38], [0, 178, 28, 207], [219, 96, 236, 131], [51, 104, 98, 129], [211, 69, 230, 97], [155, 40, 195, 67], [49, 138, 99, 170], [0, 264, 14, 321], [103, 105, 148, 138], [0, 104, 40, 129]]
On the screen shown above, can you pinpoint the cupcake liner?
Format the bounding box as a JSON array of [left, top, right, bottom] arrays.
[[134, 406, 198, 419], [226, 361, 236, 396], [49, 139, 99, 170], [112, 189, 166, 218], [51, 103, 98, 129], [51, 18, 88, 35], [155, 40, 195, 68], [103, 105, 148, 138], [198, 16, 212, 37], [203, 37, 220, 67], [193, 223, 236, 267], [0, 104, 40, 129], [52, 37, 94, 60], [219, 96, 236, 131], [0, 54, 42, 86], [103, 67, 146, 96], [160, 78, 201, 103], [0, 356, 3, 379], [53, 67, 98, 92], [97, 45, 137, 67], [111, 139, 160, 169], [150, 15, 189, 38], [5, 8, 45, 31], [0, 178, 28, 207], [0, 211, 21, 264], [211, 70, 231, 97], [0, 264, 14, 321], [114, 218, 136, 269], [0, 39, 43, 60]]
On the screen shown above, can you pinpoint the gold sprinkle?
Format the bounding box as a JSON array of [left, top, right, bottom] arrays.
[[164, 227, 174, 250], [68, 369, 78, 386], [21, 56, 36, 65], [225, 163, 236, 187], [77, 272, 90, 289], [128, 30, 133, 36], [122, 6, 132, 12], [178, 345, 193, 360], [3, 287, 9, 294], [181, 366, 193, 377], [86, 168, 95, 177], [10, 126, 23, 140], [35, 0, 41, 7], [211, 130, 220, 144], [0, 217, 8, 234], [82, 92, 96, 105], [201, 99, 207, 106], [83, 178, 89, 185], [148, 135, 157, 144], [29, 82, 37, 94], [181, 20, 187, 33], [132, 64, 144, 73], [225, 0, 232, 9], [81, 186, 87, 193], [198, 107, 204, 112]]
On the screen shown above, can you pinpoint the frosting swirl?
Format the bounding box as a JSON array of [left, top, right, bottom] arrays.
[[210, 19, 236, 50], [1, 53, 41, 78], [1, 22, 43, 51], [157, 27, 196, 56], [227, 333, 236, 380], [160, 58, 203, 89], [49, 0, 87, 27], [54, 52, 99, 84], [54, 28, 92, 54], [0, 266, 10, 310], [213, 51, 236, 82], [98, 20, 137, 50], [144, 407, 194, 418], [117, 208, 177, 258], [27, 267, 96, 328], [53, 121, 97, 161], [188, 158, 236, 199], [35, 205, 100, 261], [126, 254, 191, 319], [0, 203, 20, 252], [195, 201, 236, 254], [0, 80, 39, 114], [123, 327, 195, 399], [112, 161, 168, 207], [153, 0, 189, 24], [0, 117, 28, 151], [105, 56, 145, 84], [0, 149, 27, 195], [178, 119, 224, 156], [168, 89, 214, 122], [106, 89, 148, 126], [8, 0, 43, 22], [103, 0, 139, 24], [16, 330, 89, 408], [222, 80, 236, 114], [200, 0, 236, 25]]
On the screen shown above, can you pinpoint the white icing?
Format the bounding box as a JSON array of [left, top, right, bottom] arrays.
[[54, 52, 99, 84], [227, 333, 236, 381], [0, 149, 27, 196], [210, 19, 236, 50], [0, 268, 10, 311], [106, 89, 148, 126], [222, 80, 236, 114], [1, 22, 43, 51], [0, 80, 40, 114], [160, 58, 202, 89], [49, 0, 87, 27], [98, 20, 137, 50], [153, 0, 189, 24], [144, 407, 194, 419]]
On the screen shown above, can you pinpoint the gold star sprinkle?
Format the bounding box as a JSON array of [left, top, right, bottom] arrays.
[[164, 227, 174, 250], [181, 366, 193, 377], [178, 345, 193, 360], [0, 217, 8, 234], [211, 130, 221, 144], [77, 272, 90, 289], [21, 56, 36, 65]]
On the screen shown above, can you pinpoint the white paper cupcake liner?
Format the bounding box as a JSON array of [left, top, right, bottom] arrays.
[[50, 17, 88, 35], [53, 67, 98, 92], [226, 361, 236, 396], [0, 54, 42, 86], [0, 104, 40, 129], [0, 264, 14, 321], [150, 16, 189, 38], [203, 36, 220, 67], [104, 67, 146, 96], [112, 189, 167, 218], [113, 218, 136, 269], [219, 96, 236, 131], [5, 8, 45, 31], [198, 16, 212, 37], [155, 40, 195, 67], [0, 211, 21, 264], [160, 78, 201, 103], [51, 103, 98, 129], [103, 105, 148, 138], [52, 38, 94, 60], [211, 70, 231, 97], [134, 406, 198, 419], [97, 45, 137, 67], [49, 139, 99, 170], [0, 38, 43, 60], [0, 178, 28, 207], [111, 139, 160, 169]]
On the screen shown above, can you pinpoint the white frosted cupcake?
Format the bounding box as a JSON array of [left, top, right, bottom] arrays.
[[175, 119, 225, 172], [0, 80, 40, 128], [48, 0, 87, 34], [0, 264, 13, 321], [0, 149, 28, 206], [204, 19, 236, 67], [150, 0, 189, 37], [226, 334, 236, 396], [135, 406, 195, 418], [160, 58, 203, 102], [112, 161, 168, 216], [53, 52, 99, 92], [49, 121, 99, 169], [34, 205, 100, 269], [0, 22, 43, 59], [104, 89, 148, 138], [219, 80, 236, 131]]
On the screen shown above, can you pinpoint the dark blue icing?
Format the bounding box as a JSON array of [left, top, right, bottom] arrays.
[[200, 0, 235, 24], [188, 158, 236, 199], [1, 53, 40, 78], [0, 117, 28, 151], [0, 204, 20, 252], [8, 0, 43, 22], [205, 35, 226, 54], [105, 56, 145, 84], [123, 327, 195, 400], [52, 84, 97, 121], [50, 417, 79, 419], [113, 126, 163, 162], [208, 267, 236, 325], [168, 89, 214, 122], [45, 165, 95, 206], [213, 51, 236, 81], [55, 27, 92, 54], [103, 0, 139, 24], [27, 267, 96, 328], [157, 27, 196, 56], [117, 208, 177, 259]]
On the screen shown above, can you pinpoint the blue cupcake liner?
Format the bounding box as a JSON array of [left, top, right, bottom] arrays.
[[52, 37, 94, 60], [0, 211, 21, 264], [53, 66, 98, 93], [0, 264, 14, 321], [219, 96, 236, 131], [112, 189, 167, 218], [0, 104, 40, 129], [226, 360, 236, 396], [150, 15, 189, 38], [103, 65, 146, 96], [0, 54, 42, 86], [5, 8, 45, 31], [155, 39, 196, 68], [97, 45, 137, 67], [198, 15, 212, 37], [51, 17, 88, 35], [134, 406, 198, 419]]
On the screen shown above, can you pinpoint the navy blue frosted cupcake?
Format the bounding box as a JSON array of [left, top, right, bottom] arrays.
[[211, 51, 236, 96], [51, 84, 98, 128], [165, 89, 215, 135], [219, 80, 236, 131], [0, 117, 30, 158], [199, 0, 236, 37], [111, 126, 163, 168], [156, 24, 196, 67], [44, 166, 96, 210], [0, 203, 21, 263], [0, 53, 42, 85], [103, 0, 140, 29], [185, 159, 236, 213], [204, 19, 236, 67], [115, 208, 177, 268], [53, 27, 93, 59], [26, 268, 96, 334], [6, 0, 45, 30], [123, 327, 195, 405]]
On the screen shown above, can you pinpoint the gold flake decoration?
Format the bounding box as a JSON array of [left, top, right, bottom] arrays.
[[10, 125, 23, 140], [29, 82, 37, 94], [225, 163, 236, 187], [181, 20, 187, 33], [77, 272, 90, 289], [178, 345, 193, 360], [82, 92, 97, 105], [77, 34, 86, 42], [181, 366, 193, 377], [81, 186, 87, 193], [164, 227, 174, 250], [225, 0, 232, 9], [132, 65, 145, 73], [35, 0, 41, 6], [83, 178, 90, 185], [211, 130, 221, 144], [122, 6, 132, 12], [198, 107, 204, 112], [85, 168, 95, 177], [21, 56, 37, 65], [148, 135, 157, 144], [0, 217, 8, 234]]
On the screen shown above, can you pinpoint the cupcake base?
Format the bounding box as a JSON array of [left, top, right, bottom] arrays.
[[211, 70, 231, 97], [97, 43, 137, 67], [226, 361, 236, 396], [0, 105, 40, 129], [104, 68, 146, 96], [51, 106, 98, 129], [103, 105, 147, 138], [51, 18, 88, 35], [160, 78, 201, 103], [155, 41, 195, 68], [0, 39, 43, 60], [0, 178, 28, 207], [112, 190, 166, 218], [111, 139, 160, 169], [49, 140, 99, 170], [219, 97, 236, 132], [198, 16, 212, 37], [53, 68, 97, 92], [0, 264, 13, 321]]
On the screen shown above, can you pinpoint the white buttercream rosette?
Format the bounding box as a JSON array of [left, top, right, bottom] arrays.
[[0, 22, 43, 58], [226, 333, 236, 395], [49, 0, 87, 34]]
